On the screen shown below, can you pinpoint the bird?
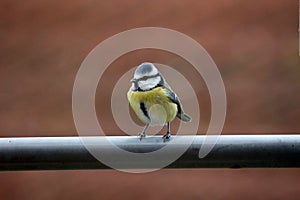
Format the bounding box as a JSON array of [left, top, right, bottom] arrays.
[[127, 62, 192, 142]]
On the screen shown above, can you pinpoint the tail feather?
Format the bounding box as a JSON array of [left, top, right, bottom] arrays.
[[177, 112, 192, 122]]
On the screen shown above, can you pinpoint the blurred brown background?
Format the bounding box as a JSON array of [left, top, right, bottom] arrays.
[[0, 0, 300, 199]]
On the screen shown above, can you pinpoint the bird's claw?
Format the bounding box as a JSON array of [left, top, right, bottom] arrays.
[[162, 132, 171, 142], [138, 132, 146, 140]]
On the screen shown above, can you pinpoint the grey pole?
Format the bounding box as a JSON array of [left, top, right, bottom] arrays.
[[0, 135, 299, 170]]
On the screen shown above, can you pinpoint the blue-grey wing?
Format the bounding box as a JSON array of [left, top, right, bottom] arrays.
[[164, 87, 192, 122]]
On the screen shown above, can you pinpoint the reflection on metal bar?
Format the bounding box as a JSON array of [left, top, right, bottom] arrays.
[[0, 135, 299, 171]]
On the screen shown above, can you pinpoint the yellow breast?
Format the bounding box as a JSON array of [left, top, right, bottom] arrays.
[[127, 87, 178, 125]]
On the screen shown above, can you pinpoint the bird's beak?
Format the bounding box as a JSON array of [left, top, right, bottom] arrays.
[[130, 78, 136, 83]]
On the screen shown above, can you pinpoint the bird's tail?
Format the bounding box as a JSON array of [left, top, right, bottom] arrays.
[[177, 112, 192, 122]]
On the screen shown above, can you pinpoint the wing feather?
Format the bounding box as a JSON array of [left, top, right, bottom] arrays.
[[164, 87, 192, 122]]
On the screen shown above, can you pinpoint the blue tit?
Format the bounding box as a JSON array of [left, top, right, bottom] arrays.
[[127, 62, 192, 142]]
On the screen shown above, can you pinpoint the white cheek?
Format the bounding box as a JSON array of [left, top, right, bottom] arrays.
[[138, 77, 161, 90], [138, 81, 156, 90], [130, 83, 136, 90]]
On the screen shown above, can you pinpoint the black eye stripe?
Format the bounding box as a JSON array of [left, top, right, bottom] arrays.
[[136, 73, 161, 82]]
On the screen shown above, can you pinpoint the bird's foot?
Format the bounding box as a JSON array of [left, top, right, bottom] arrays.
[[138, 132, 146, 140], [162, 132, 171, 142]]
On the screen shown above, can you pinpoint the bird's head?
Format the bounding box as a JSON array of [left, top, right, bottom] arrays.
[[131, 62, 165, 91]]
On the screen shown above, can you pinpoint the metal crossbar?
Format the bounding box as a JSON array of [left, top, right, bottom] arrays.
[[0, 135, 299, 170]]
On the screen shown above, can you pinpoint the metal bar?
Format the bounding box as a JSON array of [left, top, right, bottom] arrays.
[[0, 135, 300, 171]]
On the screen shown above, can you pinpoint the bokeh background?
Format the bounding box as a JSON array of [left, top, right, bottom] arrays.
[[1, 0, 300, 199]]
